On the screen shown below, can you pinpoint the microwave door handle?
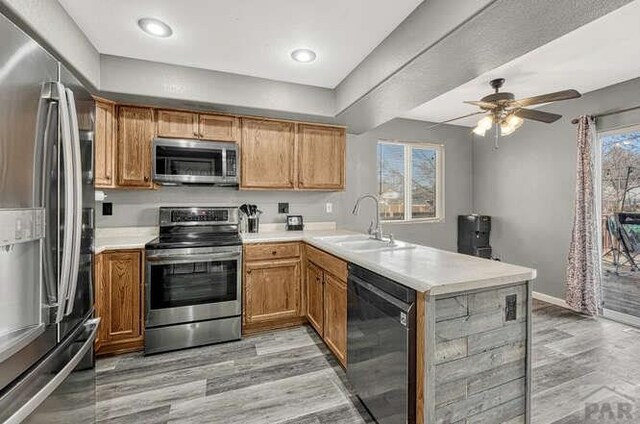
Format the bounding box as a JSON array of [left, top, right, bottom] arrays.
[[221, 147, 227, 179], [63, 87, 83, 316], [55, 84, 74, 323]]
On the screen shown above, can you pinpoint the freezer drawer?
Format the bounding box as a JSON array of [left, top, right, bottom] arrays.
[[0, 318, 98, 424]]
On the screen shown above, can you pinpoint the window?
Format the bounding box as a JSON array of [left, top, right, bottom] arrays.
[[377, 140, 444, 222]]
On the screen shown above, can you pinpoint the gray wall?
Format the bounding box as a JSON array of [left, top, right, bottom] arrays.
[[472, 77, 640, 299], [100, 55, 336, 120], [340, 118, 473, 251]]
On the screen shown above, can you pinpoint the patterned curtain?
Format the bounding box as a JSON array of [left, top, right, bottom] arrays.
[[566, 115, 602, 316]]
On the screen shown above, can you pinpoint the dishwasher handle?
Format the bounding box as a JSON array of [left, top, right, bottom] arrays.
[[348, 274, 415, 327]]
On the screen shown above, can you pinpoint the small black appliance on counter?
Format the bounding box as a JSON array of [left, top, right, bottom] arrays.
[[457, 214, 492, 259], [286, 215, 304, 231]]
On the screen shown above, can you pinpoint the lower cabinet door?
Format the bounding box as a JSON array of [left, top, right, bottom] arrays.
[[95, 250, 143, 355], [323, 273, 347, 367], [244, 258, 301, 325], [305, 261, 325, 335]]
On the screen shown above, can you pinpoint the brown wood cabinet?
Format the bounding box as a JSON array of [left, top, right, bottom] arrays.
[[93, 100, 344, 191], [297, 124, 345, 190], [94, 250, 144, 356], [242, 242, 347, 366], [323, 273, 347, 366], [156, 109, 198, 139], [117, 106, 155, 188], [305, 245, 348, 367], [242, 243, 304, 334], [200, 114, 240, 141], [157, 109, 240, 142], [94, 100, 116, 188], [305, 261, 324, 335], [241, 118, 296, 189]]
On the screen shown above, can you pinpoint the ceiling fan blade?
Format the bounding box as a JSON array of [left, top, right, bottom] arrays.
[[511, 89, 581, 107], [425, 111, 486, 130], [463, 100, 498, 109], [513, 108, 562, 123]]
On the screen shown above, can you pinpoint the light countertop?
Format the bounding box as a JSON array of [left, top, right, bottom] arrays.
[[94, 227, 157, 254], [94, 224, 536, 296], [244, 229, 536, 296]]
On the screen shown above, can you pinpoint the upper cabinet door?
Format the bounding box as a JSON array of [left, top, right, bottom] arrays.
[[117, 106, 154, 188], [94, 100, 116, 188], [157, 110, 198, 139], [297, 124, 346, 190], [241, 118, 296, 189], [199, 114, 240, 142]]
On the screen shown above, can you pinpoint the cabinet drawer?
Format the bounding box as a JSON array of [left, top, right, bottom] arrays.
[[305, 244, 347, 282], [244, 242, 301, 261]]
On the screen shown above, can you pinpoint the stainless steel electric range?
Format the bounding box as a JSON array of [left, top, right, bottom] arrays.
[[144, 207, 242, 354]]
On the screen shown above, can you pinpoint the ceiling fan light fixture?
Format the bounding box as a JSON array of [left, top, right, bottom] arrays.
[[500, 114, 524, 136], [477, 115, 494, 130], [473, 126, 487, 136], [472, 115, 493, 136]]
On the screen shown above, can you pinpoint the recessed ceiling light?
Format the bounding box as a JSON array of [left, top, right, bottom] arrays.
[[291, 49, 317, 63], [138, 18, 173, 38]]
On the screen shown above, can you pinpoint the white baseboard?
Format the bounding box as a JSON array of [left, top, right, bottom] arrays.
[[532, 291, 570, 309]]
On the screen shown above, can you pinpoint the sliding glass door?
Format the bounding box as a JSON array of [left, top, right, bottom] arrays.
[[599, 125, 640, 325]]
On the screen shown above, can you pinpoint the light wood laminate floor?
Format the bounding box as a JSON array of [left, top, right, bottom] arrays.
[[96, 301, 640, 423]]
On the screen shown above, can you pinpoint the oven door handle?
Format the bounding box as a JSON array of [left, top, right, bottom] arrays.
[[146, 252, 241, 265]]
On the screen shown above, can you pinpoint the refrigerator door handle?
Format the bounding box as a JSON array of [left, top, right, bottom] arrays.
[[55, 83, 74, 324], [3, 318, 99, 424], [39, 92, 57, 306], [63, 87, 83, 316]]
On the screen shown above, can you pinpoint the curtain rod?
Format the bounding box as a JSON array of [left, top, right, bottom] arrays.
[[571, 105, 640, 124]]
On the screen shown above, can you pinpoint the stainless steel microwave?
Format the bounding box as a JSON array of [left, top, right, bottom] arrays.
[[152, 138, 238, 186]]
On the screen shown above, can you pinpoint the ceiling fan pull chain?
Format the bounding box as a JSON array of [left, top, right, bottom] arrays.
[[494, 122, 500, 150]]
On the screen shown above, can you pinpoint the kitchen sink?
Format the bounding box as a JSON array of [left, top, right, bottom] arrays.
[[316, 234, 416, 252]]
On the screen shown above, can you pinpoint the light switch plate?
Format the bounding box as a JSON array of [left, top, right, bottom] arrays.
[[326, 202, 333, 213]]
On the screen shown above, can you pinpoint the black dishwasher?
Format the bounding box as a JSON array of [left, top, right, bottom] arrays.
[[347, 264, 416, 424]]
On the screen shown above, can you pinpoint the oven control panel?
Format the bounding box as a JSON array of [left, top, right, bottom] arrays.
[[159, 207, 239, 226]]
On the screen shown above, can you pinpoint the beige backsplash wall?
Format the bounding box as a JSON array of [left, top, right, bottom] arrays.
[[96, 187, 344, 227]]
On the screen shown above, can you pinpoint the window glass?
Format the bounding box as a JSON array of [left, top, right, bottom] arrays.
[[411, 148, 437, 219], [378, 143, 405, 221]]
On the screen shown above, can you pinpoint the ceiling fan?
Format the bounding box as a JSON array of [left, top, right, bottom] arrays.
[[435, 78, 581, 147]]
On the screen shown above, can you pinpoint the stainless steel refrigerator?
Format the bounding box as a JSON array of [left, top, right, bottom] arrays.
[[0, 11, 98, 423]]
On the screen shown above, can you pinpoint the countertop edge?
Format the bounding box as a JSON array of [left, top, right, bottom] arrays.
[[243, 231, 536, 296]]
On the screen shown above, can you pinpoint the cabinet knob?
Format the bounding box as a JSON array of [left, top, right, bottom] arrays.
[[272, 251, 277, 255], [193, 132, 198, 137], [144, 176, 149, 182], [106, 174, 111, 180], [247, 269, 252, 275]]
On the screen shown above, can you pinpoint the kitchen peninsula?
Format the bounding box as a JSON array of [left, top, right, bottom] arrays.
[[242, 228, 536, 424]]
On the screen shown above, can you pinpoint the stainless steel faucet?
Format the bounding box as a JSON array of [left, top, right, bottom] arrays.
[[351, 194, 395, 245]]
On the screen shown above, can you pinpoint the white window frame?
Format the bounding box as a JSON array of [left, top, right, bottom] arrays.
[[377, 139, 445, 223]]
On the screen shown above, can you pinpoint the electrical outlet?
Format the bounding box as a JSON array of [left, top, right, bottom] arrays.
[[325, 202, 333, 213], [278, 203, 289, 214], [102, 202, 113, 216], [505, 294, 517, 321]]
